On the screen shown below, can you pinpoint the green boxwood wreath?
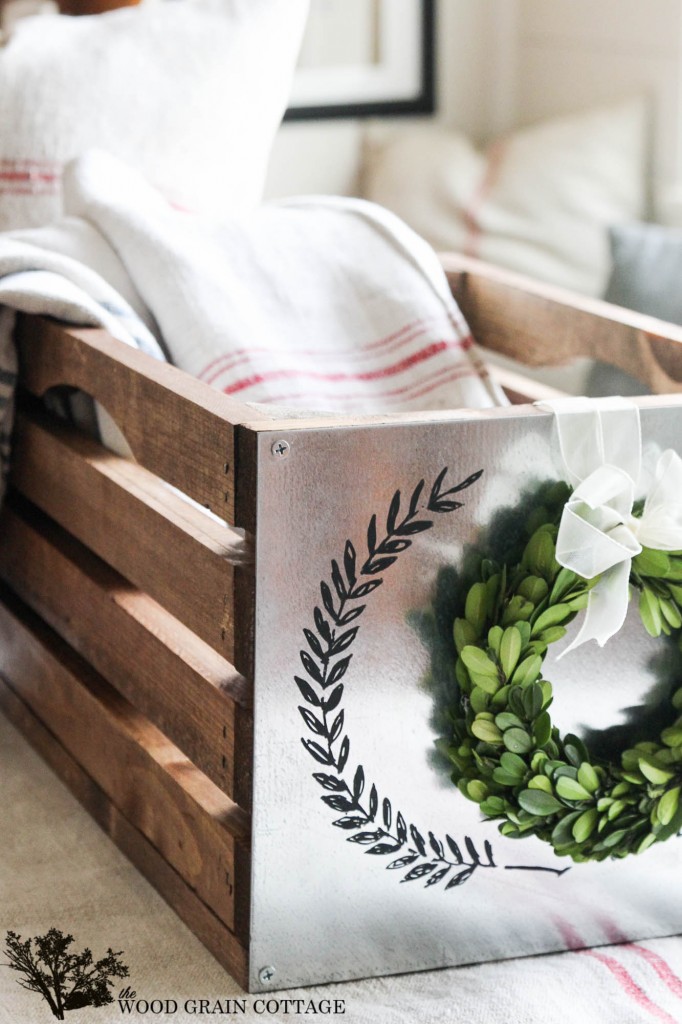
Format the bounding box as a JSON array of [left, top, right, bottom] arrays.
[[439, 480, 682, 863]]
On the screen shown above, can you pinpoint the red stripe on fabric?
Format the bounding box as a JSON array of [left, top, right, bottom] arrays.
[[201, 322, 472, 387], [260, 361, 480, 408], [167, 199, 193, 213], [625, 946, 682, 1000], [462, 138, 508, 260], [0, 175, 57, 185], [382, 363, 480, 405], [0, 170, 58, 182], [0, 186, 58, 196], [200, 320, 435, 386], [220, 338, 472, 396], [198, 316, 414, 380], [554, 917, 586, 951], [360, 315, 455, 353], [584, 951, 677, 1024], [598, 919, 682, 999], [0, 160, 59, 170], [0, 160, 60, 192], [198, 314, 463, 384], [553, 917, 677, 1024]]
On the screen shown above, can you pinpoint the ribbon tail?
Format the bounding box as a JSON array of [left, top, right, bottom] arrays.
[[635, 450, 682, 550], [557, 559, 632, 659]]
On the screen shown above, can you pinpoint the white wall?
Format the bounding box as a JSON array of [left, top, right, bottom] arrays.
[[266, 0, 682, 222], [264, 0, 514, 199], [514, 0, 682, 222]]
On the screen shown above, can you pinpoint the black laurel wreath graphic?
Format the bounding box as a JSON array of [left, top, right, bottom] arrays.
[[296, 467, 503, 890]]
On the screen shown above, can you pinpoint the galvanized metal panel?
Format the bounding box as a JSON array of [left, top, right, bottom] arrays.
[[249, 404, 682, 991]]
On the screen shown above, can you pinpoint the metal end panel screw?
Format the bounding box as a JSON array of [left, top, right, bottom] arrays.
[[258, 966, 276, 984], [271, 439, 291, 459]]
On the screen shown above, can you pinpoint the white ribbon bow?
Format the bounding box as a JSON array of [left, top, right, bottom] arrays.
[[537, 397, 682, 655]]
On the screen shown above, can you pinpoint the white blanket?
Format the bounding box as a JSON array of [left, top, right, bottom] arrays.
[[0, 150, 501, 502], [0, 215, 165, 497], [62, 151, 501, 413]]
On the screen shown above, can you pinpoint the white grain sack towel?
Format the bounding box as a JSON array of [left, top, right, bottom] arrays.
[[62, 150, 501, 414], [0, 217, 164, 494], [0, 0, 309, 231], [0, 149, 502, 501]]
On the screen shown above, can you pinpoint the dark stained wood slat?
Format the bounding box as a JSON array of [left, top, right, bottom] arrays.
[[10, 405, 252, 667], [0, 678, 249, 989], [0, 498, 253, 807], [0, 589, 250, 938], [14, 316, 269, 523], [442, 252, 682, 394]]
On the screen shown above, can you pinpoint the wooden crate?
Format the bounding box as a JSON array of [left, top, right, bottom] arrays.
[[1, 255, 681, 991]]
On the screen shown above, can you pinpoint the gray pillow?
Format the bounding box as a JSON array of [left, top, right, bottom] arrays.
[[588, 221, 682, 395], [604, 221, 682, 323]]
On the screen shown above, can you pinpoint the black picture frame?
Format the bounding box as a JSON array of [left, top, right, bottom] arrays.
[[284, 0, 436, 122]]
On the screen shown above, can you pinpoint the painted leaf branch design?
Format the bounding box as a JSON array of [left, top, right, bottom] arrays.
[[297, 467, 502, 890]]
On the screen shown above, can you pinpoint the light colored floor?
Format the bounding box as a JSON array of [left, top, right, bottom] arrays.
[[1, 712, 681, 1024]]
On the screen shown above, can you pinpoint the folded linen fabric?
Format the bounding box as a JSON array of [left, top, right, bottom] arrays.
[[0, 0, 309, 231], [61, 151, 502, 414], [0, 149, 502, 501], [0, 218, 165, 499]]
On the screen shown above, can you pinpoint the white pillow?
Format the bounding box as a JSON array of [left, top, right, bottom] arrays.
[[0, 0, 308, 231], [361, 100, 646, 297]]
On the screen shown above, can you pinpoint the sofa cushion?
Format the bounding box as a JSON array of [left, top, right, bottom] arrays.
[[361, 100, 646, 298], [0, 0, 308, 230], [604, 220, 682, 324]]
